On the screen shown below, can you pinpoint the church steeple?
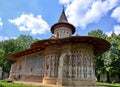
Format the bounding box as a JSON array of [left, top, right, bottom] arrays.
[[58, 9, 68, 23], [51, 9, 75, 38]]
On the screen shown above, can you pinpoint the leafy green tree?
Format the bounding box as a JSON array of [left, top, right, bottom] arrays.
[[0, 35, 39, 72], [88, 29, 107, 39], [0, 39, 15, 72], [88, 29, 108, 81], [107, 33, 120, 82], [88, 29, 120, 83]]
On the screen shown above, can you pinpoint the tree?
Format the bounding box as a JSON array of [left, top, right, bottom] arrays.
[[107, 33, 120, 82], [88, 29, 108, 81], [0, 35, 39, 72], [88, 29, 107, 39], [88, 29, 120, 83]]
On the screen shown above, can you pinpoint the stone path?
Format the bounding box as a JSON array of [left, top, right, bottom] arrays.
[[14, 81, 57, 87], [14, 81, 107, 87]]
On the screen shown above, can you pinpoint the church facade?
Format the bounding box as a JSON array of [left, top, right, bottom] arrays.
[[6, 10, 110, 86]]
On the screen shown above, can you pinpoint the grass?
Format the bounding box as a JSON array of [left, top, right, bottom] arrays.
[[96, 82, 120, 87], [0, 80, 39, 87], [1, 80, 120, 87]]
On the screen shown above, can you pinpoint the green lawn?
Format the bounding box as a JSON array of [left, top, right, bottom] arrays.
[[1, 80, 120, 87], [96, 82, 120, 87], [0, 80, 39, 87]]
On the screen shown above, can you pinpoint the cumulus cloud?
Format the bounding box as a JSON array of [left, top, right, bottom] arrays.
[[9, 13, 50, 35], [59, 0, 119, 28], [0, 36, 8, 41], [0, 36, 17, 41], [106, 31, 113, 37], [111, 7, 120, 36], [0, 18, 3, 27], [59, 0, 72, 4], [106, 25, 120, 36], [111, 7, 120, 22], [113, 25, 120, 35]]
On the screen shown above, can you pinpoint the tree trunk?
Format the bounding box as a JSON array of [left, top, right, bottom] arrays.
[[106, 71, 110, 83], [118, 73, 120, 82], [97, 74, 100, 82]]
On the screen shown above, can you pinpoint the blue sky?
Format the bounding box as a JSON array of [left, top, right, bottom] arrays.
[[0, 0, 120, 41]]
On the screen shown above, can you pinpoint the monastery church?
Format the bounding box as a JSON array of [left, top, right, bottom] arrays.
[[6, 9, 110, 86]]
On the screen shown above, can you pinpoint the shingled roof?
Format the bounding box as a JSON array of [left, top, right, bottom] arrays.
[[58, 9, 68, 23], [51, 9, 75, 34], [6, 36, 111, 60]]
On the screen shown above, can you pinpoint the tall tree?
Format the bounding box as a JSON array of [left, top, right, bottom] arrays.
[[88, 29, 120, 83], [107, 33, 120, 82], [0, 35, 39, 72], [88, 29, 107, 39]]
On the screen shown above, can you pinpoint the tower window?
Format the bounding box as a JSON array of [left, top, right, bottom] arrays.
[[57, 32, 59, 38]]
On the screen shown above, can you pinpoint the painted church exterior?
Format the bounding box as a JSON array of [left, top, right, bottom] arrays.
[[6, 10, 110, 86]]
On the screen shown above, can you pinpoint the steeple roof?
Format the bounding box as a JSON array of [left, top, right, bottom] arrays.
[[58, 9, 68, 23], [51, 9, 76, 34]]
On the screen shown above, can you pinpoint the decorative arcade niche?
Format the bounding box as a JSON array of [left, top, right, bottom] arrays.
[[43, 45, 60, 84], [64, 52, 94, 79], [25, 54, 44, 77], [45, 55, 59, 77], [9, 53, 44, 81], [57, 43, 96, 86]]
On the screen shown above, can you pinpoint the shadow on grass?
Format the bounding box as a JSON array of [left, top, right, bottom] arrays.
[[0, 80, 39, 87], [96, 82, 120, 87]]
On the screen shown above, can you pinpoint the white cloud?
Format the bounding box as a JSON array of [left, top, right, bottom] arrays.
[[59, 0, 72, 4], [9, 13, 50, 35], [106, 25, 120, 36], [106, 31, 113, 37], [111, 7, 120, 22], [0, 18, 3, 27], [113, 25, 120, 35], [0, 36, 17, 41], [0, 36, 8, 41], [59, 0, 119, 28]]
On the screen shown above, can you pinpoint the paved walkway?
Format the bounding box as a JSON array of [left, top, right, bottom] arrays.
[[14, 81, 58, 87], [14, 81, 107, 87]]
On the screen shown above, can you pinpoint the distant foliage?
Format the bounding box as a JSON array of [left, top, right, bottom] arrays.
[[0, 35, 39, 72], [88, 29, 120, 83]]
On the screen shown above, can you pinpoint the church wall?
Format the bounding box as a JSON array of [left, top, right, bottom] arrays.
[[9, 51, 45, 82], [9, 43, 96, 86], [9, 56, 25, 80], [70, 43, 94, 79], [42, 43, 96, 86], [43, 45, 60, 84], [57, 43, 96, 86]]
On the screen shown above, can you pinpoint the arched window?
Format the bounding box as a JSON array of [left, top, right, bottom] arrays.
[[57, 32, 59, 38], [77, 55, 81, 65], [83, 57, 87, 66], [31, 68, 33, 72]]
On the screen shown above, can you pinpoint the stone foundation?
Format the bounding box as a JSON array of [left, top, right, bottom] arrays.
[[57, 78, 96, 86], [14, 81, 106, 87], [43, 77, 57, 85], [21, 75, 43, 82]]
